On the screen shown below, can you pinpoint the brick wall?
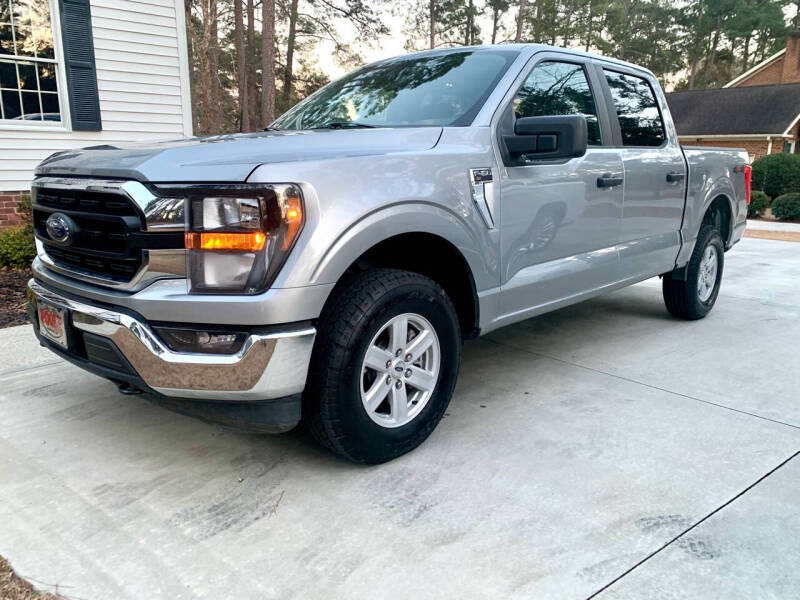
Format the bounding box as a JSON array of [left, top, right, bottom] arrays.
[[0, 191, 28, 230], [680, 137, 796, 161], [682, 139, 768, 161], [781, 32, 800, 84], [736, 59, 785, 87]]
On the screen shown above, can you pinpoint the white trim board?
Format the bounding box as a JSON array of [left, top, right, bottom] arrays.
[[678, 134, 793, 140]]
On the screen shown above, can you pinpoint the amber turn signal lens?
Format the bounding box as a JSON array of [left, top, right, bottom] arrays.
[[185, 231, 267, 251], [283, 194, 303, 250]]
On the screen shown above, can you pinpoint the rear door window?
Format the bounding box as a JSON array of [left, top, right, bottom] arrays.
[[603, 70, 666, 147]]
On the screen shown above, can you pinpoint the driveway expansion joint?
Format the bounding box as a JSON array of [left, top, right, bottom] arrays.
[[585, 449, 800, 598]]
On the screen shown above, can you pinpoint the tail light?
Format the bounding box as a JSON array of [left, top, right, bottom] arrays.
[[744, 164, 752, 205]]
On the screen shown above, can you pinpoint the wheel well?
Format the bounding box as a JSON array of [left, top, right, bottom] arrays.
[[340, 233, 480, 339], [702, 196, 733, 247]]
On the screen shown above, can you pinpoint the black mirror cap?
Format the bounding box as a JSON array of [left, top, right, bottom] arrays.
[[507, 115, 588, 161]]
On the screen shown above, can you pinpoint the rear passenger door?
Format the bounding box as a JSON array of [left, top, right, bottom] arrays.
[[599, 67, 686, 279]]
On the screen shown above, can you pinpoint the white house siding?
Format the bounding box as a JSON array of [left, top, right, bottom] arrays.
[[0, 0, 192, 192]]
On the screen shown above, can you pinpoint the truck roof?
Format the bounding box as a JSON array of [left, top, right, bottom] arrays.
[[385, 43, 657, 81]]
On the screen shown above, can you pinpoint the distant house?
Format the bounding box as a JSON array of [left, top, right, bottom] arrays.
[[666, 30, 800, 162], [0, 0, 192, 229]]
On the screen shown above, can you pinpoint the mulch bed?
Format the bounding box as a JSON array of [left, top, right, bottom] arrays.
[[0, 556, 64, 600], [743, 229, 800, 242], [0, 267, 32, 328]]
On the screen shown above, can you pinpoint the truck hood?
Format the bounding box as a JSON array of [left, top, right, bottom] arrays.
[[34, 127, 444, 182]]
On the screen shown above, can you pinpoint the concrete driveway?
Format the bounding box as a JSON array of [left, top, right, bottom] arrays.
[[1, 237, 799, 599]]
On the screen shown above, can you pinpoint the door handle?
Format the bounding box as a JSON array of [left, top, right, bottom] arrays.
[[597, 174, 623, 188], [666, 171, 685, 183]]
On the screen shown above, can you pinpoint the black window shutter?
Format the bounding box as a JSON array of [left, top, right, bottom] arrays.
[[59, 0, 102, 131]]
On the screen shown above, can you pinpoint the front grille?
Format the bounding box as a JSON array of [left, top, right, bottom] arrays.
[[35, 189, 137, 216], [32, 180, 184, 285]]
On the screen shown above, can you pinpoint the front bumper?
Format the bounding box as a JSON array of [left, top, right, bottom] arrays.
[[27, 279, 317, 403]]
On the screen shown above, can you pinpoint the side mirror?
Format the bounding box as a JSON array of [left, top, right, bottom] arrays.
[[504, 115, 588, 161]]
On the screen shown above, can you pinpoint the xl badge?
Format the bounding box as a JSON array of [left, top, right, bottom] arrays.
[[45, 212, 76, 245]]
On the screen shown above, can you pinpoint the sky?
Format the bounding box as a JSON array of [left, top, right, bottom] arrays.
[[313, 8, 520, 81]]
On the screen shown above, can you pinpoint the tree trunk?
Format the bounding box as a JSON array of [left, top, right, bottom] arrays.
[[742, 33, 751, 71], [465, 0, 473, 45], [515, 0, 526, 42], [282, 0, 298, 105], [491, 4, 499, 44], [429, 0, 435, 49], [208, 1, 220, 131], [688, 58, 698, 89], [584, 0, 592, 52], [704, 19, 721, 80], [261, 0, 275, 125], [235, 0, 249, 131], [246, 0, 256, 127]]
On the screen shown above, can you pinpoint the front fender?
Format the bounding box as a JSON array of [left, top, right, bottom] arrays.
[[306, 201, 498, 291]]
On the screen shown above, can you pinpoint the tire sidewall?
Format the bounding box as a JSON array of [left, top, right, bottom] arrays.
[[687, 227, 724, 317]]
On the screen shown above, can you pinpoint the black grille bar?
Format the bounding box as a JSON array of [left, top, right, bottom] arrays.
[[32, 182, 184, 284]]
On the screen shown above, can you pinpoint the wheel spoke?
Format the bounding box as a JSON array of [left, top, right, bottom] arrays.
[[405, 329, 433, 361], [390, 384, 408, 421], [406, 366, 436, 392], [364, 377, 391, 412], [390, 315, 408, 353], [364, 345, 393, 371]]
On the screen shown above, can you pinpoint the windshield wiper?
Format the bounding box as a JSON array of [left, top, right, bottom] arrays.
[[319, 121, 377, 129]]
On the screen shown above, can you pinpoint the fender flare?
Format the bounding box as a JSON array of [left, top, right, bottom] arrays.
[[309, 201, 494, 290], [679, 176, 737, 267]]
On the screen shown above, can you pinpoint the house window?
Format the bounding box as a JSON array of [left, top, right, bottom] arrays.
[[0, 0, 61, 123]]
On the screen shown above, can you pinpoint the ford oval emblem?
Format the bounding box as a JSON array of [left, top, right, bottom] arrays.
[[46, 212, 75, 245]]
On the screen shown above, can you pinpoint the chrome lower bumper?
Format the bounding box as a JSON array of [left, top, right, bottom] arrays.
[[27, 279, 316, 401]]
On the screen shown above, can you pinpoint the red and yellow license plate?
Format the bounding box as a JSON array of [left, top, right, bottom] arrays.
[[37, 302, 68, 349]]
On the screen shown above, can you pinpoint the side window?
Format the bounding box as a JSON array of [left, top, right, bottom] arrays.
[[513, 61, 602, 146], [603, 70, 665, 147]]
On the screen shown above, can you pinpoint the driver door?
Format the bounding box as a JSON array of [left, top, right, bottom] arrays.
[[496, 55, 624, 322]]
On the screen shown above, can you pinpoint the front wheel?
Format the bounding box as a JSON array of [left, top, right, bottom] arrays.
[[304, 268, 461, 463], [662, 225, 724, 320]]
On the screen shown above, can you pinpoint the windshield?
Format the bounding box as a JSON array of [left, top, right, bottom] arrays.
[[272, 50, 519, 130]]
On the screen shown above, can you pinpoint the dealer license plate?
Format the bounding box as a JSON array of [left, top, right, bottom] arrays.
[[37, 302, 68, 349]]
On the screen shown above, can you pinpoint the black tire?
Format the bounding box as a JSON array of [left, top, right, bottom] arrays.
[[662, 225, 724, 320], [304, 268, 461, 464]]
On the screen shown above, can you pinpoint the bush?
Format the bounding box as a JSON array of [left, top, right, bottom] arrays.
[[747, 190, 770, 218], [751, 154, 800, 199], [0, 225, 36, 268], [771, 193, 800, 221], [16, 193, 32, 221]]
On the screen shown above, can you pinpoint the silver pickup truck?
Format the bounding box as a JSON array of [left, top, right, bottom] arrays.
[[27, 45, 750, 463]]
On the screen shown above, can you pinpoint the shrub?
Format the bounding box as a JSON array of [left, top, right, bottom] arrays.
[[0, 225, 36, 268], [16, 193, 32, 222], [771, 193, 800, 221], [747, 190, 770, 218], [751, 154, 800, 199]]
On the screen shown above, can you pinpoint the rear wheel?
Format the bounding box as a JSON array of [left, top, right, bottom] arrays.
[[304, 268, 461, 463], [662, 225, 724, 320]]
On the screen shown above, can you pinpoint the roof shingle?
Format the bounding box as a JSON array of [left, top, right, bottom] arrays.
[[665, 83, 800, 136]]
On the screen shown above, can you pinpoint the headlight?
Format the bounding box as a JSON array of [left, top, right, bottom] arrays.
[[157, 183, 304, 294]]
